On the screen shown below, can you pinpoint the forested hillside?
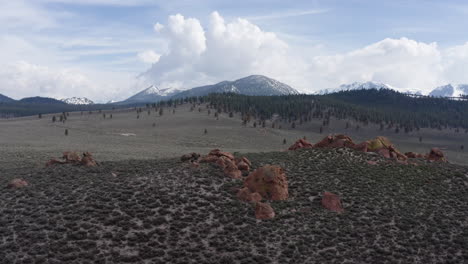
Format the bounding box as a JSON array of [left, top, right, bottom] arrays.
[[161, 88, 468, 131]]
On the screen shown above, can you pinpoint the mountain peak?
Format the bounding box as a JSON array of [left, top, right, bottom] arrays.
[[429, 84, 468, 97], [172, 75, 299, 99]]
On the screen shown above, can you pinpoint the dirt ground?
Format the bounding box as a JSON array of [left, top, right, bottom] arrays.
[[0, 103, 467, 168], [1, 104, 467, 263]]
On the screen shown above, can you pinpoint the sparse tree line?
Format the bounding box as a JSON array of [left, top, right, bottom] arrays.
[[154, 89, 468, 132]]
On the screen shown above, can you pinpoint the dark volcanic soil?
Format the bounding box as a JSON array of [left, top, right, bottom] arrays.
[[1, 148, 467, 263]]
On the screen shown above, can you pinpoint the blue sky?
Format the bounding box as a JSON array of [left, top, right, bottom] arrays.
[[1, 0, 468, 101]]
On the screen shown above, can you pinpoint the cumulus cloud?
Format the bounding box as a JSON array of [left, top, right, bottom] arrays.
[[0, 61, 100, 100], [137, 50, 161, 64], [140, 12, 309, 91], [140, 12, 468, 95], [310, 38, 444, 93]]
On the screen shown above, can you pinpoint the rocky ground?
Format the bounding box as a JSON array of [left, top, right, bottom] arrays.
[[1, 148, 467, 263]]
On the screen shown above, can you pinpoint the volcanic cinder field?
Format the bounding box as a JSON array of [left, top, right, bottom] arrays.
[[1, 104, 468, 263]]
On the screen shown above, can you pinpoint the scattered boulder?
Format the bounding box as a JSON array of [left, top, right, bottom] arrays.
[[244, 165, 288, 200], [81, 152, 98, 167], [288, 138, 313, 150], [237, 187, 262, 203], [181, 152, 200, 162], [321, 192, 344, 213], [235, 157, 251, 171], [46, 151, 98, 167], [62, 151, 82, 164], [426, 148, 447, 162], [254, 202, 275, 220], [314, 134, 355, 148], [7, 179, 28, 189], [405, 152, 424, 159], [224, 159, 242, 179]]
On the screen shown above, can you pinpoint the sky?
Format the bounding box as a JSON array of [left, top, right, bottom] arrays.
[[1, 0, 468, 102]]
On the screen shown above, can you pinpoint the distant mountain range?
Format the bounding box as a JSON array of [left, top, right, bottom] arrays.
[[113, 75, 299, 104], [1, 76, 467, 108], [316, 82, 422, 95], [317, 81, 468, 97]]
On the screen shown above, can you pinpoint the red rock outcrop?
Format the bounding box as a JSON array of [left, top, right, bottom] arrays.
[[244, 165, 288, 200], [314, 134, 356, 149], [181, 152, 201, 162], [405, 152, 424, 159], [7, 179, 28, 189], [237, 187, 262, 203], [426, 148, 447, 162], [81, 152, 98, 167], [255, 202, 275, 220], [46, 152, 98, 167], [288, 138, 314, 150], [321, 192, 344, 213], [198, 149, 249, 177]]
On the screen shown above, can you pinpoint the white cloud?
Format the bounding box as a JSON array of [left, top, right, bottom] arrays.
[[137, 50, 161, 64], [141, 12, 309, 91], [309, 38, 445, 93], [0, 61, 96, 99], [141, 12, 468, 94]]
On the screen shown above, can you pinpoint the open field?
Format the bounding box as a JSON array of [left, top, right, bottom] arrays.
[[0, 103, 467, 167], [1, 148, 467, 263], [1, 103, 468, 263]]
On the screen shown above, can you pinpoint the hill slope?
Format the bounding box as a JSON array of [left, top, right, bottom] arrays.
[[173, 75, 299, 99], [0, 94, 15, 103]]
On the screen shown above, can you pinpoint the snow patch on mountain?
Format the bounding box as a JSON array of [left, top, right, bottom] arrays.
[[429, 84, 468, 97], [61, 97, 94, 105]]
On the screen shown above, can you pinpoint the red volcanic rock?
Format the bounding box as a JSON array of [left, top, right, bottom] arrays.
[[255, 202, 275, 220], [45, 159, 66, 167], [321, 192, 344, 213], [224, 159, 242, 179], [376, 148, 391, 159], [366, 160, 378, 165], [216, 157, 226, 169], [405, 152, 424, 159], [63, 151, 82, 163], [81, 152, 97, 167], [288, 138, 314, 150], [237, 187, 262, 203], [313, 134, 355, 149], [199, 155, 219, 163], [352, 142, 369, 152], [7, 178, 28, 189], [236, 161, 249, 171], [426, 148, 447, 162], [208, 149, 235, 160], [181, 152, 201, 162], [46, 151, 98, 167], [235, 157, 251, 171], [244, 165, 288, 200]]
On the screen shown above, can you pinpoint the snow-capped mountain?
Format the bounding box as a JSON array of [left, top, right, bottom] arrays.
[[172, 75, 299, 99], [429, 84, 468, 97], [61, 97, 94, 105], [316, 81, 425, 95], [316, 82, 392, 94], [117, 85, 182, 104]]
